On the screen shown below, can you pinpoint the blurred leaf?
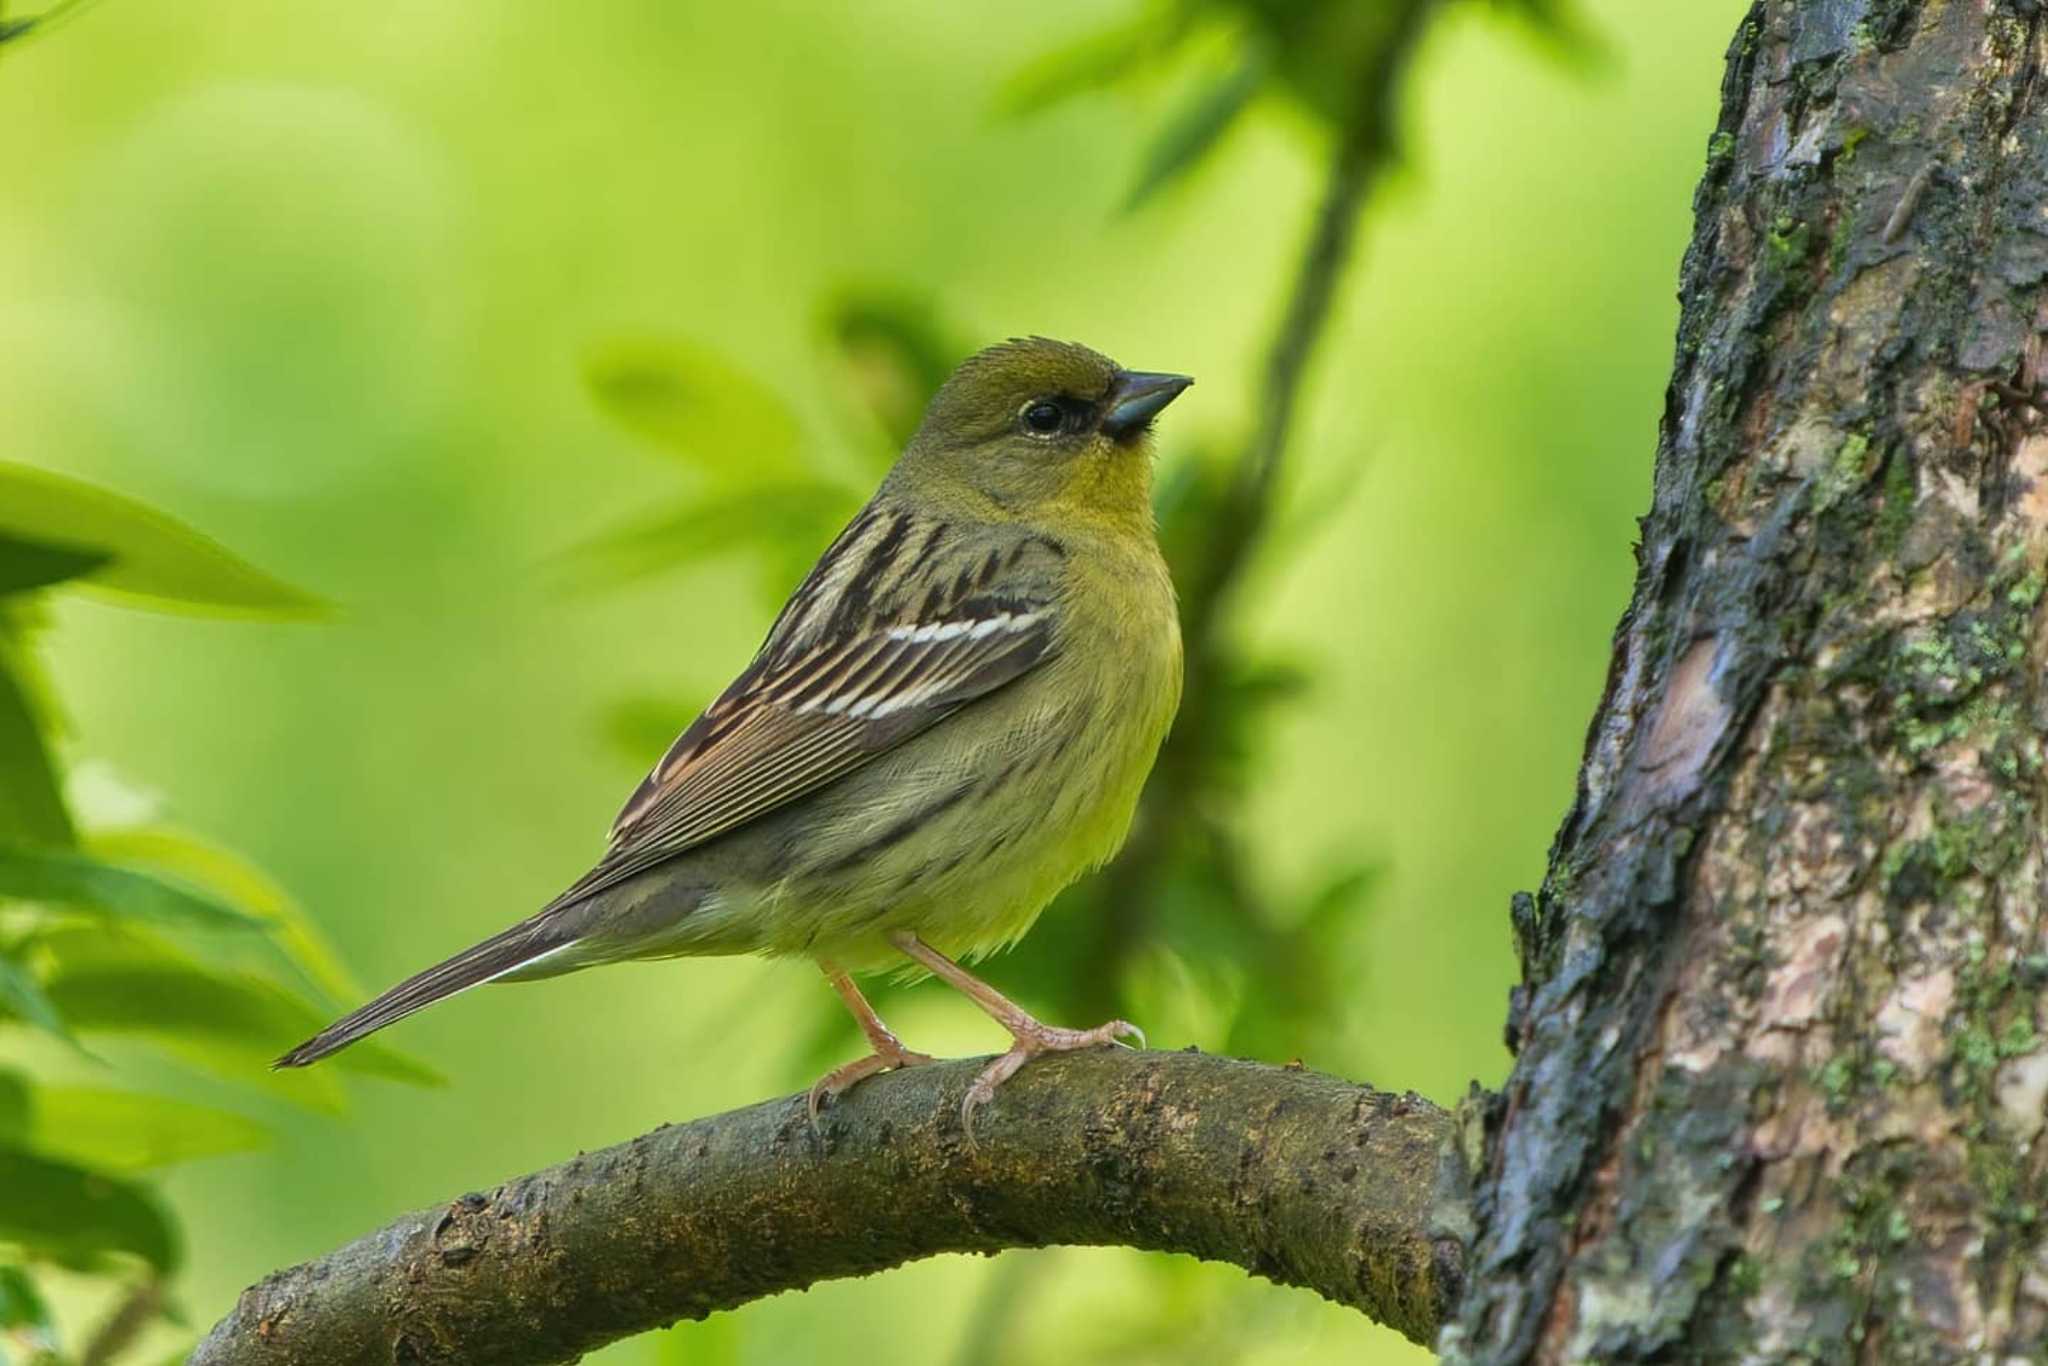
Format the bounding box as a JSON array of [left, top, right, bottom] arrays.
[[90, 826, 363, 1006], [0, 0, 110, 47], [65, 759, 164, 830], [28, 1088, 268, 1172], [1205, 655, 1313, 795], [22, 929, 441, 1109], [583, 339, 805, 479], [0, 641, 73, 848], [42, 965, 442, 1098], [0, 1145, 179, 1271], [0, 951, 72, 1048], [1154, 446, 1235, 597], [1124, 941, 1238, 1051], [785, 1001, 856, 1084], [781, 975, 905, 1083], [0, 844, 265, 933], [1269, 443, 1372, 561], [1297, 861, 1380, 935], [556, 484, 853, 600], [1487, 0, 1609, 71], [156, 1286, 189, 1331], [994, 7, 1174, 116], [821, 290, 966, 456], [1229, 657, 1311, 705], [0, 464, 325, 619], [0, 1071, 28, 1143], [0, 1266, 53, 1351], [1149, 845, 1259, 966], [1126, 50, 1266, 209], [0, 533, 109, 598], [1244, 0, 1419, 126], [1223, 861, 1381, 1060]]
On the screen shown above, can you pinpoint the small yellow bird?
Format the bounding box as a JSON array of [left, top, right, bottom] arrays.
[[279, 338, 1189, 1131]]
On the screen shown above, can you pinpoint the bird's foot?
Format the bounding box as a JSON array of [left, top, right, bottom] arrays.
[[878, 933, 1146, 1146], [807, 1042, 936, 1128], [961, 1017, 1145, 1145]]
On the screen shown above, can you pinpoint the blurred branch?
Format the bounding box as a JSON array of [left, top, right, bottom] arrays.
[[0, 0, 109, 44], [78, 1277, 162, 1366], [192, 1052, 1461, 1366], [1223, 0, 1430, 571], [1078, 0, 1437, 1017], [946, 1248, 1055, 1366]]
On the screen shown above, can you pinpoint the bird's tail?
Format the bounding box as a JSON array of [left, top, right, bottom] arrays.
[[274, 916, 571, 1069]]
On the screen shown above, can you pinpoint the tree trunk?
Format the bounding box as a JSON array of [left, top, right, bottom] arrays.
[[1444, 2, 2048, 1360]]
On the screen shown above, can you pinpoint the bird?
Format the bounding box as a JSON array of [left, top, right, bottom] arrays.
[[277, 337, 1190, 1134]]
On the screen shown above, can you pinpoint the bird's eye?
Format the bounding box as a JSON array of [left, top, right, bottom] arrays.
[[1021, 401, 1064, 436]]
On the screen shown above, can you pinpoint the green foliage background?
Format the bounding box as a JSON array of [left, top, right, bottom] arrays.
[[0, 0, 1743, 1360]]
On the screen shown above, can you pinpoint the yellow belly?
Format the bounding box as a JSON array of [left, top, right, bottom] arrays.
[[760, 637, 1179, 970]]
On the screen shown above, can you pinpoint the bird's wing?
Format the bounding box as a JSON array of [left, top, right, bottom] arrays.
[[549, 514, 1059, 908]]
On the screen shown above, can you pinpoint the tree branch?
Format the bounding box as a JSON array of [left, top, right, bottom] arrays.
[[193, 1051, 1460, 1365]]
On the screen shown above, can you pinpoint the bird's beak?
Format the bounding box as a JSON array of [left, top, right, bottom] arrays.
[[1101, 370, 1193, 441]]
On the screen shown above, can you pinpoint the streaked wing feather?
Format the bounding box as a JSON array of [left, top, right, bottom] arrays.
[[550, 579, 1055, 910]]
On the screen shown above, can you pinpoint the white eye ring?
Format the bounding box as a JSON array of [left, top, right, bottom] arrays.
[[1020, 400, 1064, 437]]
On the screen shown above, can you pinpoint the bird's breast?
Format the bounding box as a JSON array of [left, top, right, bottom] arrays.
[[745, 535, 1182, 968]]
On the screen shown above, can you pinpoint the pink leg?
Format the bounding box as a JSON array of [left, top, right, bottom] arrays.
[[888, 931, 1143, 1141], [807, 962, 934, 1125]]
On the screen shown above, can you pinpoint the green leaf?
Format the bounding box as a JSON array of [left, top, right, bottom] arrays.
[[28, 1088, 269, 1172], [0, 1145, 180, 1271], [583, 340, 805, 480], [1297, 861, 1382, 936], [0, 532, 110, 598], [554, 484, 854, 600], [0, 641, 72, 848], [90, 826, 363, 1007], [821, 290, 966, 456], [1219, 860, 1383, 1060], [0, 951, 72, 1047], [0, 1266, 53, 1347], [0, 463, 325, 619], [1126, 51, 1266, 209], [994, 10, 1170, 116], [0, 844, 265, 933], [782, 990, 864, 1085], [26, 930, 441, 1108], [1487, 0, 1609, 72], [0, 1071, 28, 1144]]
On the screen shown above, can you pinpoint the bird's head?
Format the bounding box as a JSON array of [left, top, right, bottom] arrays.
[[893, 337, 1192, 533]]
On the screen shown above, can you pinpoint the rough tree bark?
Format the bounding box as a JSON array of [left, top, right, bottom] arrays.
[[190, 1053, 1456, 1364], [199, 3, 2048, 1362], [1444, 2, 2048, 1361]]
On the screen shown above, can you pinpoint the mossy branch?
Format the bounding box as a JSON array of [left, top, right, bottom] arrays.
[[192, 1051, 1461, 1366]]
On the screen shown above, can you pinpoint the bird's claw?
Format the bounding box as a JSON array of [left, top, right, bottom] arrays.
[[807, 1045, 935, 1131], [959, 1017, 1145, 1147]]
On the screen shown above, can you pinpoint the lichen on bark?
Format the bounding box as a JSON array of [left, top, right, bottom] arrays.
[[1448, 3, 2048, 1361]]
